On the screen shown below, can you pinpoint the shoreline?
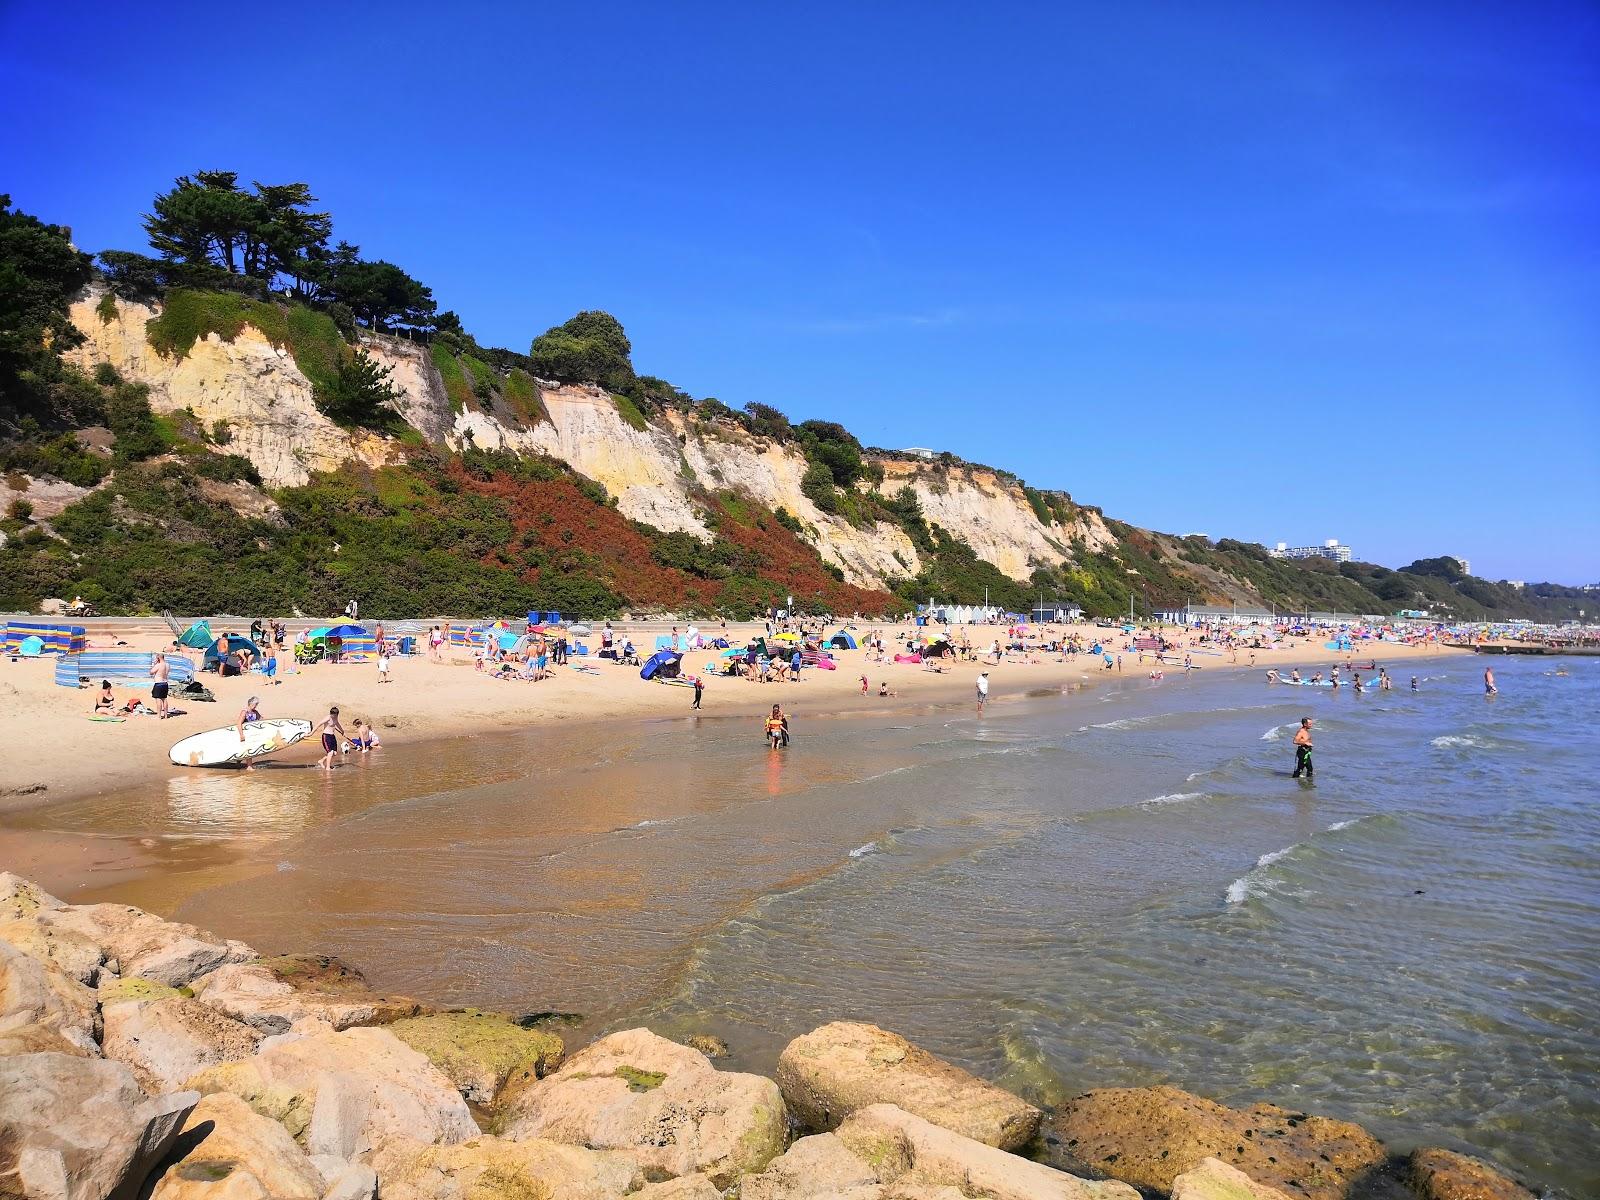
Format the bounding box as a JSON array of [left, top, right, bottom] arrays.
[[0, 619, 1459, 818]]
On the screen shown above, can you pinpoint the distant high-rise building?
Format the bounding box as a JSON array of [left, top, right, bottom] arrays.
[[1456, 558, 1471, 576], [1269, 538, 1352, 563]]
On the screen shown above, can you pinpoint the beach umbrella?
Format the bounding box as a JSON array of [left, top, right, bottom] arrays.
[[325, 623, 365, 638]]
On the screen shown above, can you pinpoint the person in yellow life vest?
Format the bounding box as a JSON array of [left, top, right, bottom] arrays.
[[764, 703, 789, 748]]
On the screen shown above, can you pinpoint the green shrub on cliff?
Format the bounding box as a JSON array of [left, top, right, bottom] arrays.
[[530, 310, 635, 393]]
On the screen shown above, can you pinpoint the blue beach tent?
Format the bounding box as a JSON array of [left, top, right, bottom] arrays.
[[829, 632, 857, 650], [639, 650, 682, 681]]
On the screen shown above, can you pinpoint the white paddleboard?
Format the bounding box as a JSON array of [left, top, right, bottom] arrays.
[[169, 718, 313, 767]]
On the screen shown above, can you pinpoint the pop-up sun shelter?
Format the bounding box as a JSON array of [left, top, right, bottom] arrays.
[[176, 621, 214, 649], [640, 650, 682, 681], [202, 635, 259, 671], [829, 632, 857, 650]]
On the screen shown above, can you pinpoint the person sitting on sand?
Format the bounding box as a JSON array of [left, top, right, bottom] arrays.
[[348, 719, 381, 751], [878, 681, 896, 697], [92, 680, 117, 715]]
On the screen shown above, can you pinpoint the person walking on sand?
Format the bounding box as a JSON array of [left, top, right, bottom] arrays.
[[692, 676, 703, 710], [148, 652, 171, 719], [976, 671, 989, 714], [315, 706, 350, 770], [1484, 666, 1498, 695], [376, 643, 392, 684], [1292, 717, 1314, 780]]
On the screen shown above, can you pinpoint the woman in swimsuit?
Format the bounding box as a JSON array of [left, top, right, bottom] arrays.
[[236, 696, 263, 769], [93, 680, 117, 715]]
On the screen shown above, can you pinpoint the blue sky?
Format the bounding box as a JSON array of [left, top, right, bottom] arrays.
[[3, 2, 1596, 581]]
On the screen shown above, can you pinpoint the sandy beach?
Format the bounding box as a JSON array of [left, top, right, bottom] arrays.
[[0, 618, 1460, 817]]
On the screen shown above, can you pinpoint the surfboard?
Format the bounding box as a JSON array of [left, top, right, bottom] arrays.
[[169, 718, 313, 767]]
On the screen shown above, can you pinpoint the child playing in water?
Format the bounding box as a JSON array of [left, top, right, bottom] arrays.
[[347, 719, 381, 752]]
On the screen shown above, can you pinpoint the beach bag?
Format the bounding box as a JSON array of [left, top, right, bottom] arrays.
[[179, 681, 217, 702]]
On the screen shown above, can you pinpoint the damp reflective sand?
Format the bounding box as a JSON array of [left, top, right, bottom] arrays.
[[12, 656, 1597, 1197]]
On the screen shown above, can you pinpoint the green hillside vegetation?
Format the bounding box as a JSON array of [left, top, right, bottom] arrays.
[[1, 183, 1588, 622]]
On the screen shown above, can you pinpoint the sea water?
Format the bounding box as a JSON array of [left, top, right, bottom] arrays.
[[21, 654, 1598, 1196]]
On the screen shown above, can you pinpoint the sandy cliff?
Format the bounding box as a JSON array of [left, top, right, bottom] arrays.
[[63, 291, 1103, 589]]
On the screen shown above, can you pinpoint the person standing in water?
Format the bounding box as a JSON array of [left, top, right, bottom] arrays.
[[1485, 666, 1498, 695], [692, 675, 703, 710], [1292, 717, 1314, 779], [976, 671, 989, 713], [315, 706, 350, 770]]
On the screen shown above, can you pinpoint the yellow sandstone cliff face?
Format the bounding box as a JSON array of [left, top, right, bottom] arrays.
[[64, 292, 394, 488], [64, 293, 1105, 589]]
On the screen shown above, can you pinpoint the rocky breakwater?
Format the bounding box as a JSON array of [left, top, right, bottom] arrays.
[[0, 872, 1549, 1200]]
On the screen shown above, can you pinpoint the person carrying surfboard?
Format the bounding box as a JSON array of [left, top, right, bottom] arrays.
[[237, 696, 263, 770], [315, 706, 351, 770]]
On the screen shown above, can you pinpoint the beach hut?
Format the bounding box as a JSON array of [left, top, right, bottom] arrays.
[[640, 650, 682, 681]]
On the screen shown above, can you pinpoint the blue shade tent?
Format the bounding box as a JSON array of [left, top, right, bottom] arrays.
[[639, 650, 682, 680], [202, 635, 259, 671], [829, 632, 857, 649], [177, 621, 214, 649]]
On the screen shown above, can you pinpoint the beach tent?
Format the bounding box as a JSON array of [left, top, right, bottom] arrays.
[[19, 636, 43, 657], [202, 635, 259, 671], [829, 632, 857, 650], [177, 621, 214, 649], [640, 650, 682, 681]]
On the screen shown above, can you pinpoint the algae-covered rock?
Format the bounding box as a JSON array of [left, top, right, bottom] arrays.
[[388, 1010, 564, 1104], [498, 1027, 785, 1187], [1048, 1085, 1388, 1200], [776, 1020, 1040, 1151], [368, 1133, 642, 1200], [684, 1033, 730, 1059], [99, 975, 184, 1005], [1407, 1148, 1538, 1200]]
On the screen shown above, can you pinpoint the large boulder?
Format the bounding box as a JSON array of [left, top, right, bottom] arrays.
[[1171, 1158, 1295, 1200], [836, 1104, 1139, 1200], [188, 956, 425, 1034], [184, 1024, 475, 1159], [102, 995, 263, 1095], [742, 1104, 1136, 1200], [0, 938, 100, 1056], [0, 874, 104, 986], [1406, 1148, 1538, 1200], [387, 1010, 564, 1104], [0, 873, 66, 920], [367, 1134, 642, 1200], [0, 1051, 197, 1200], [36, 903, 253, 987], [147, 1092, 324, 1200], [776, 1021, 1040, 1151], [0, 918, 108, 986], [1047, 1086, 1388, 1200], [498, 1027, 785, 1187]]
